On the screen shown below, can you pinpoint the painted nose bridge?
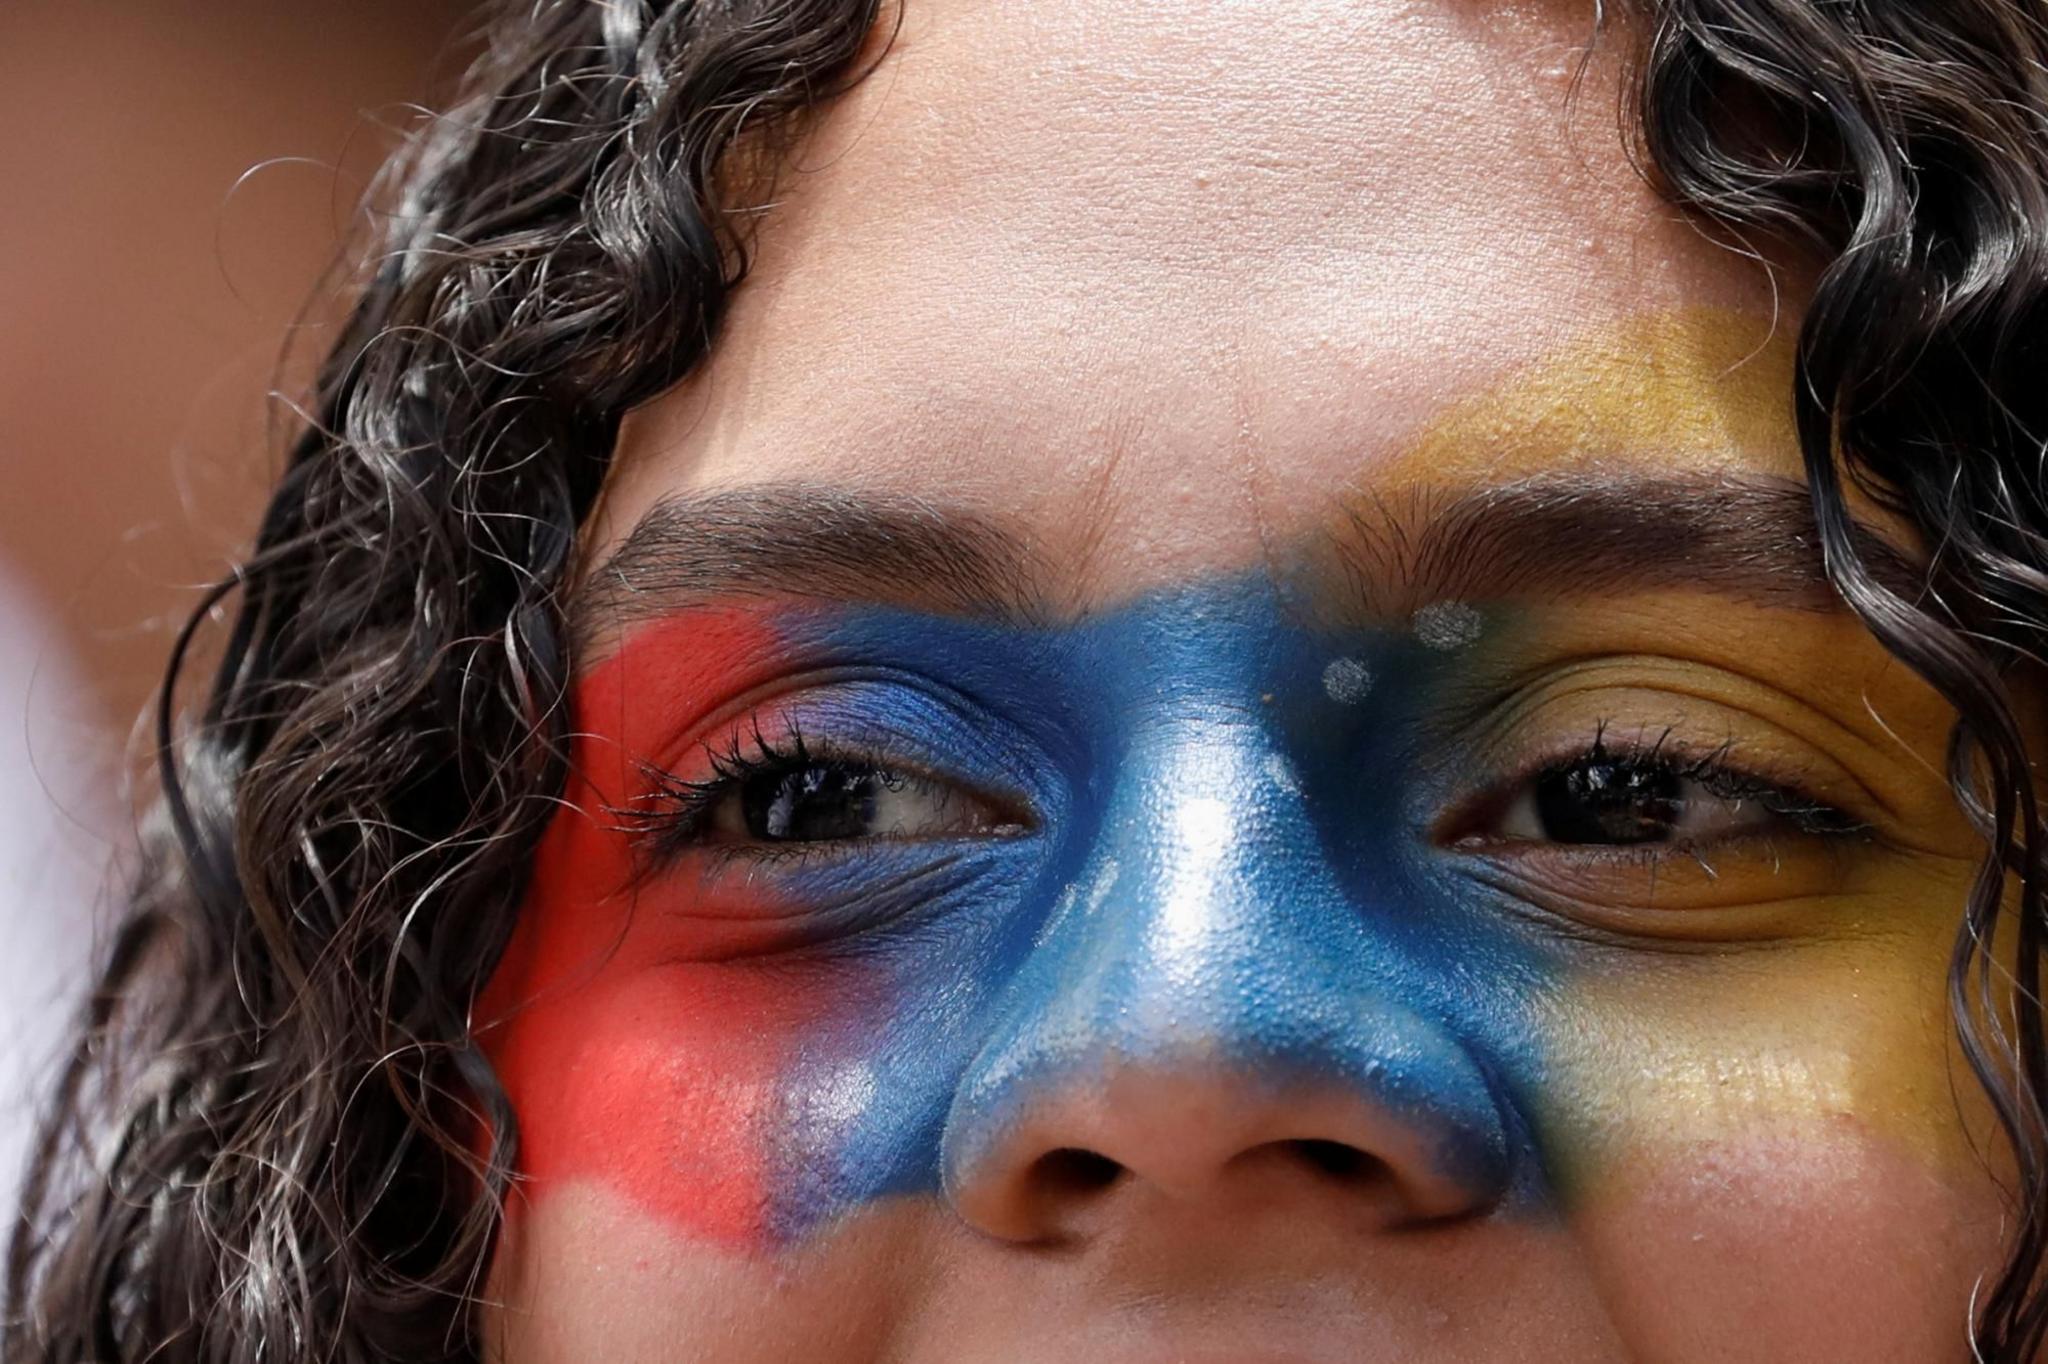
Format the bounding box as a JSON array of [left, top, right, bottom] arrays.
[[939, 720, 1515, 1242]]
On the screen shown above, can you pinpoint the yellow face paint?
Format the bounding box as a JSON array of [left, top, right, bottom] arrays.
[[1380, 307, 1803, 488], [1345, 310, 2012, 1208]]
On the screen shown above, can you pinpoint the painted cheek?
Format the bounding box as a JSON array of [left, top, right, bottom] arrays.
[[1529, 945, 2004, 1358], [1533, 934, 1989, 1194], [479, 606, 858, 1249], [481, 589, 1577, 1252]]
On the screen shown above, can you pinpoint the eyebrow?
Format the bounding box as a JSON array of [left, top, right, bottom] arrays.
[[1318, 473, 1921, 621], [571, 474, 1922, 653], [571, 484, 1052, 652]]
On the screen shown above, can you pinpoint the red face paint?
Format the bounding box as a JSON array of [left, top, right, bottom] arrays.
[[478, 605, 846, 1248], [479, 584, 1580, 1255]]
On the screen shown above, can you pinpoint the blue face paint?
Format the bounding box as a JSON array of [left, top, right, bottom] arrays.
[[688, 575, 1568, 1243]]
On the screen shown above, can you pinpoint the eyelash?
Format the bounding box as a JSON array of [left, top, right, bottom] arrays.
[[614, 718, 904, 863], [1454, 721, 1870, 847], [614, 715, 1869, 869]]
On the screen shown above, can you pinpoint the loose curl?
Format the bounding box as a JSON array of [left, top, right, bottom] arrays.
[[9, 1, 2048, 1361]]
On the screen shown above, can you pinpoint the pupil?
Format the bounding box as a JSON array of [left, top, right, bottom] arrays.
[[742, 764, 881, 841], [1533, 756, 1683, 845]]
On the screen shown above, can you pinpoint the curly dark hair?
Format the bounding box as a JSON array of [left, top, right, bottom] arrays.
[[9, 0, 2048, 1360]]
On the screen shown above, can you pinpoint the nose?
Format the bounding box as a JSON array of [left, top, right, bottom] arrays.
[[942, 1019, 1512, 1243], [938, 728, 1517, 1245]]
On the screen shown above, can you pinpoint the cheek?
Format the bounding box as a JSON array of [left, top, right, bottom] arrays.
[[478, 759, 814, 1246], [1534, 948, 2008, 1362], [486, 958, 795, 1246], [480, 605, 857, 1247], [480, 761, 924, 1249], [1572, 1124, 2004, 1363], [485, 1181, 933, 1364]]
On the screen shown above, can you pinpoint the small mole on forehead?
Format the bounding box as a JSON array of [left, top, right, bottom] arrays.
[[1413, 600, 1484, 651], [1322, 656, 1373, 705]]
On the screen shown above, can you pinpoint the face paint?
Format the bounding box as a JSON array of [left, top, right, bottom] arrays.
[[1388, 309, 1803, 485], [481, 577, 1589, 1251], [1412, 600, 1483, 651], [1320, 655, 1373, 704], [479, 570, 1963, 1255]]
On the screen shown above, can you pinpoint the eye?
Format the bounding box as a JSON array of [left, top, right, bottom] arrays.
[[623, 723, 1027, 857], [1478, 735, 1864, 849], [709, 759, 1002, 844]]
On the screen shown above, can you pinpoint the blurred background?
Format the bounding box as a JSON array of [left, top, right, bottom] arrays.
[[0, 0, 471, 1206]]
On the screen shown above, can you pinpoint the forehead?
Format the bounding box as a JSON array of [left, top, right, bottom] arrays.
[[592, 0, 1802, 599]]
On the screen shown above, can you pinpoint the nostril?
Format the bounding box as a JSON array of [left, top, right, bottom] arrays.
[[1032, 1147, 1124, 1199], [1287, 1137, 1379, 1182]]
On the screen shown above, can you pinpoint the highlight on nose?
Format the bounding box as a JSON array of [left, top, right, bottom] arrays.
[[934, 718, 1528, 1245], [939, 1022, 1515, 1244]]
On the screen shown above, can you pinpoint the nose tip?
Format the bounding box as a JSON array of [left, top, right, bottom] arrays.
[[941, 1045, 1512, 1244]]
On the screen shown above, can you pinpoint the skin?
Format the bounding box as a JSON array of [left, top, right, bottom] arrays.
[[479, 1, 2024, 1359]]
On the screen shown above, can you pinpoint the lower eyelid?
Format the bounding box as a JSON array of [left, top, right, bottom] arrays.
[[1452, 833, 1877, 935], [705, 825, 1029, 865]]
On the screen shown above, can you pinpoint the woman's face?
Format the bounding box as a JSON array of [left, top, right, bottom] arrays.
[[479, 2, 2015, 1359]]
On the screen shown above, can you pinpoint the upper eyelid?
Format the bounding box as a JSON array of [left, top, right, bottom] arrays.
[[1446, 654, 1920, 815], [688, 668, 1050, 777], [699, 721, 1027, 815], [1466, 710, 1855, 800], [1432, 728, 1864, 846], [621, 715, 1038, 863], [1538, 741, 1823, 806]]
